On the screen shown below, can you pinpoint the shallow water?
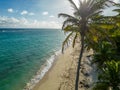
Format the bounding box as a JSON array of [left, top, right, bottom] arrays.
[[0, 28, 64, 90]]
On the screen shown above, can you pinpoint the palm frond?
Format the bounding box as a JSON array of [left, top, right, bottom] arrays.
[[88, 11, 102, 19], [88, 0, 114, 17], [58, 13, 76, 19], [88, 0, 95, 9], [89, 24, 116, 47], [85, 33, 97, 51], [78, 0, 83, 8], [62, 18, 79, 30], [72, 33, 78, 48], [68, 0, 79, 11], [113, 8, 120, 16], [62, 32, 73, 53], [63, 25, 79, 33]]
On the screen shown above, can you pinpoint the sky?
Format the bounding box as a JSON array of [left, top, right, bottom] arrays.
[[0, 0, 120, 29]]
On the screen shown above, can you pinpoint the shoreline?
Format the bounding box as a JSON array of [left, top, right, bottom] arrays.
[[23, 50, 61, 90], [33, 46, 74, 90], [29, 44, 97, 90]]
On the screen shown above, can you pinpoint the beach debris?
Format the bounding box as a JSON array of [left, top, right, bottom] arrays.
[[59, 46, 97, 90]]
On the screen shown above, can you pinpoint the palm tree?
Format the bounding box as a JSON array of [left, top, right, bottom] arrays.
[[93, 61, 120, 90], [92, 41, 115, 68], [58, 0, 115, 90]]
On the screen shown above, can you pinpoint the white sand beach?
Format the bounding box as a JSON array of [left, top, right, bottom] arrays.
[[33, 44, 97, 90]]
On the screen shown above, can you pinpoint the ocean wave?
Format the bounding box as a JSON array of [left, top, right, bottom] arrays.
[[23, 49, 61, 90]]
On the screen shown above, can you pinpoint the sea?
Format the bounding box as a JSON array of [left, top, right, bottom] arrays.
[[0, 28, 65, 90]]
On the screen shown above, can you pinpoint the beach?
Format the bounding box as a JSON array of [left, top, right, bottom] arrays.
[[33, 44, 97, 90], [33, 46, 74, 90], [1, 0, 119, 90]]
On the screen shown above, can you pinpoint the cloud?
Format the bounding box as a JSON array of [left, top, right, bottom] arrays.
[[0, 16, 20, 27], [0, 16, 61, 28], [29, 12, 35, 16], [8, 8, 14, 13], [31, 20, 61, 28], [49, 15, 55, 18], [113, 0, 119, 3], [21, 10, 35, 16], [42, 12, 48, 15], [21, 10, 28, 15]]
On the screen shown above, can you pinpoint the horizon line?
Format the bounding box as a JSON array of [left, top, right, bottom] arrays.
[[0, 28, 61, 29]]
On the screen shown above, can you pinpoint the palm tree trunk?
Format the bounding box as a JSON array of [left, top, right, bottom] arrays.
[[75, 35, 85, 90]]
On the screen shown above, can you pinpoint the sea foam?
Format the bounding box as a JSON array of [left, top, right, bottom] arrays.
[[23, 50, 61, 90]]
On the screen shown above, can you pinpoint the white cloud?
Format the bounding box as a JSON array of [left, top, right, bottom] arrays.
[[113, 0, 119, 3], [21, 10, 28, 15], [21, 10, 35, 16], [8, 8, 14, 13], [34, 20, 61, 28], [49, 15, 55, 18], [0, 16, 20, 27], [0, 16, 61, 28], [42, 12, 48, 15], [29, 12, 35, 16]]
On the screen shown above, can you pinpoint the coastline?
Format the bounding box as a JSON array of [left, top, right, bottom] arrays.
[[23, 50, 61, 90], [31, 44, 97, 90], [32, 46, 74, 90]]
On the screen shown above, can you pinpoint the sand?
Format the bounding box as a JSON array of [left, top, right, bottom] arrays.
[[33, 44, 97, 90]]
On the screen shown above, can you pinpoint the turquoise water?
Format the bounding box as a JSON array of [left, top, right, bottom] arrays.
[[0, 29, 64, 90]]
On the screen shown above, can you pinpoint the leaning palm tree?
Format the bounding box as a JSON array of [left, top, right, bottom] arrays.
[[58, 0, 115, 90]]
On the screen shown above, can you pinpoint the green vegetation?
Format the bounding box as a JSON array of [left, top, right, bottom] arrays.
[[93, 61, 120, 90], [92, 7, 120, 90], [59, 0, 120, 90]]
